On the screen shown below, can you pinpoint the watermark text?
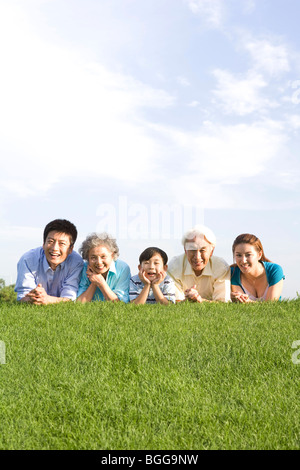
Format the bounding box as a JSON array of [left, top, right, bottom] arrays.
[[0, 341, 5, 365], [291, 80, 300, 105], [96, 197, 204, 240], [291, 340, 300, 364]]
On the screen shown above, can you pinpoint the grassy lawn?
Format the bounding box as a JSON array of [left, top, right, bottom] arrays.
[[0, 299, 300, 450]]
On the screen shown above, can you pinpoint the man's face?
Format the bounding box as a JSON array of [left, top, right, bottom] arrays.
[[43, 231, 73, 270], [185, 236, 214, 276]]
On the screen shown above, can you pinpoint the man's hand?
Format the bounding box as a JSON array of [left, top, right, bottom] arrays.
[[26, 284, 50, 305], [184, 285, 202, 303]]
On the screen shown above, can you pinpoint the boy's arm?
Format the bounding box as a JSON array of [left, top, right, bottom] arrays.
[[151, 272, 171, 305], [130, 272, 151, 304], [131, 284, 151, 304], [151, 283, 170, 305]]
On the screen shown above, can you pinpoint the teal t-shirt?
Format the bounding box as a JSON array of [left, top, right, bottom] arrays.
[[231, 261, 284, 290]]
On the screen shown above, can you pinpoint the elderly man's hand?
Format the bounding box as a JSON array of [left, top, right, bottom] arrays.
[[184, 285, 202, 303]]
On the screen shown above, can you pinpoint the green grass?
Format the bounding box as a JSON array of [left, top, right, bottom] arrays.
[[0, 299, 300, 450]]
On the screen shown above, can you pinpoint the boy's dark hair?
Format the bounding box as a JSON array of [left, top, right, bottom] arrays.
[[43, 219, 78, 246], [139, 247, 168, 265]]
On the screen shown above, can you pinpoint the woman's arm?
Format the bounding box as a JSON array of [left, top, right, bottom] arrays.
[[96, 275, 119, 302], [231, 285, 251, 303], [76, 283, 97, 303], [265, 279, 284, 301]]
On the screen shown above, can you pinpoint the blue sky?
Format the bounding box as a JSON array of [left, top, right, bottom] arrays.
[[0, 0, 299, 298]]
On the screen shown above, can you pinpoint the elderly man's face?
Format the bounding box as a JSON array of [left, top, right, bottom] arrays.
[[185, 236, 214, 276]]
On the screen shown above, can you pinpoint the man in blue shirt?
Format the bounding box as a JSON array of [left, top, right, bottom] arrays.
[[15, 219, 84, 305]]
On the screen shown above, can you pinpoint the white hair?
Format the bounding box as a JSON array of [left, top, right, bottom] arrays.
[[181, 225, 216, 247]]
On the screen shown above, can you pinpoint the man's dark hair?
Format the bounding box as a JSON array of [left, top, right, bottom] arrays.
[[43, 219, 78, 246], [139, 247, 168, 265]]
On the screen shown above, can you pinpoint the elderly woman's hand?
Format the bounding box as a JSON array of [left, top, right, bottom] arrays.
[[86, 265, 105, 286]]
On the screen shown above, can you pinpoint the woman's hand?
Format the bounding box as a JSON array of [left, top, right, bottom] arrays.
[[86, 265, 106, 286], [231, 291, 252, 303]]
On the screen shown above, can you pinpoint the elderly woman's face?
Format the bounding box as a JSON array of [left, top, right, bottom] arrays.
[[88, 245, 114, 276]]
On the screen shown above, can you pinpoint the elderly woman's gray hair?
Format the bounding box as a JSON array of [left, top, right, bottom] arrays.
[[79, 232, 120, 261], [181, 225, 216, 247]]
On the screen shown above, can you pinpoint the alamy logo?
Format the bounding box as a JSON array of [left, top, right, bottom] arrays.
[[0, 341, 5, 365], [96, 197, 204, 240], [291, 80, 300, 105], [291, 340, 300, 365]]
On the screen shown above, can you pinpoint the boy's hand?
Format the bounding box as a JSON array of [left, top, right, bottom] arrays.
[[151, 271, 166, 286], [138, 268, 151, 285]]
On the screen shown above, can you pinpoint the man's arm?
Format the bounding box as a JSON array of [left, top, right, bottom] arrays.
[[60, 257, 84, 301], [24, 284, 72, 305], [15, 255, 39, 301]]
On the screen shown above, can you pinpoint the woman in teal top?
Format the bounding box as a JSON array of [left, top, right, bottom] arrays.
[[77, 232, 131, 303], [231, 233, 284, 302]]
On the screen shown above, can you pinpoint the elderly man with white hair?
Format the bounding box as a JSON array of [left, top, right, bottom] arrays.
[[167, 225, 231, 303]]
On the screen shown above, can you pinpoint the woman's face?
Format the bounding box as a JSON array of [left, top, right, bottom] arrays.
[[234, 243, 262, 274], [88, 245, 114, 276]]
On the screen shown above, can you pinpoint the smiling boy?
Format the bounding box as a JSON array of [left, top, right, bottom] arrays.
[[15, 219, 84, 305], [129, 247, 175, 305]]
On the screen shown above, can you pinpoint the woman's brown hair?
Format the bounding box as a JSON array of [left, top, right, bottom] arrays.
[[232, 233, 272, 263]]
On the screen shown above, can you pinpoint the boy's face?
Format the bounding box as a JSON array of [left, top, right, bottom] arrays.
[[139, 253, 167, 282]]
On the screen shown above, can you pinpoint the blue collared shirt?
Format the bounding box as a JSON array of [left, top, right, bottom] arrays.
[[77, 259, 131, 303], [15, 247, 84, 301]]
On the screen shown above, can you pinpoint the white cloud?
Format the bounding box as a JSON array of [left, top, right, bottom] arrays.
[[188, 100, 201, 107], [245, 39, 290, 76], [185, 0, 225, 28], [286, 114, 300, 130], [153, 119, 288, 208], [0, 1, 175, 197], [176, 76, 191, 87], [243, 0, 256, 14], [212, 69, 277, 115]]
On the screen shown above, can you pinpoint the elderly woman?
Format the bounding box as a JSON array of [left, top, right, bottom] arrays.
[[77, 232, 131, 303], [167, 225, 231, 302]]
